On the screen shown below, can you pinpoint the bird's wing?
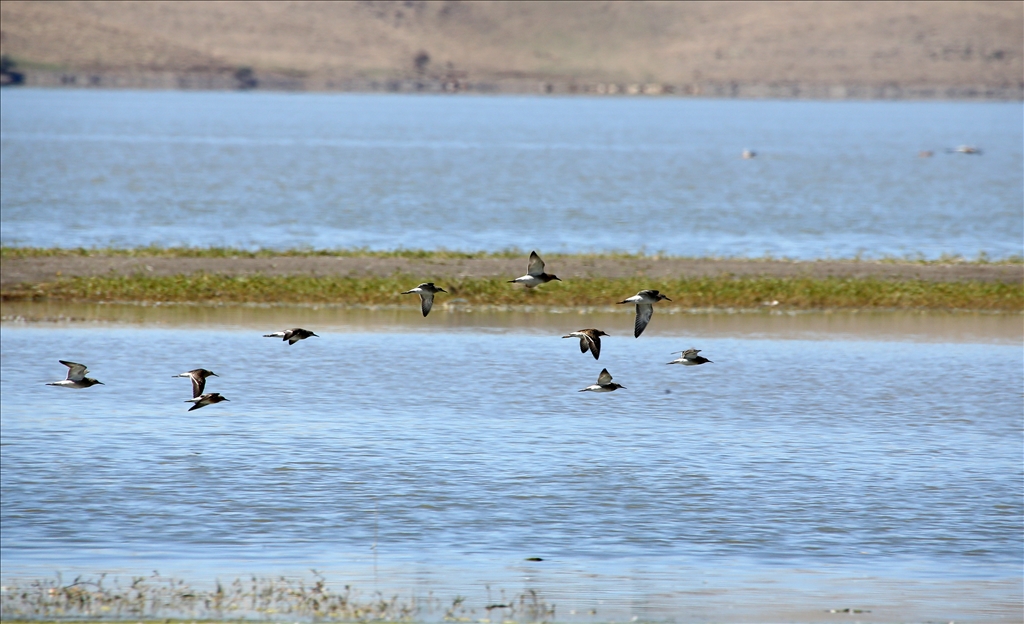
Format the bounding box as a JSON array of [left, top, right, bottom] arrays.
[[527, 251, 545, 276], [420, 292, 435, 317], [190, 373, 206, 398], [634, 303, 654, 338], [263, 331, 285, 338], [577, 336, 590, 353], [597, 368, 613, 385], [589, 333, 602, 360], [60, 360, 88, 381]]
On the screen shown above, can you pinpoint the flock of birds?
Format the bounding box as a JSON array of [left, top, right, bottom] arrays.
[[46, 251, 713, 405]]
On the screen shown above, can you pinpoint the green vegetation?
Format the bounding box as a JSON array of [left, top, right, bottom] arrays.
[[3, 246, 1021, 264], [3, 273, 1020, 311]]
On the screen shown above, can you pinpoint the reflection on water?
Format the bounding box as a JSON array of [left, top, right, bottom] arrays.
[[2, 300, 1021, 344], [1, 310, 1021, 620], [2, 90, 1021, 259]]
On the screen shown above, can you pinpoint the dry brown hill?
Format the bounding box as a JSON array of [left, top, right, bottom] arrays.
[[1, 1, 1020, 97]]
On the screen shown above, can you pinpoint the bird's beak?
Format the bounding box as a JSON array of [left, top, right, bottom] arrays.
[[97, 381, 105, 385], [312, 333, 320, 337], [439, 288, 448, 293], [211, 373, 219, 377], [554, 276, 562, 281], [663, 296, 673, 301], [224, 398, 230, 401]]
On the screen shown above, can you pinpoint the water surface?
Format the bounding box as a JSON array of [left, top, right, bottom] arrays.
[[1, 311, 1021, 621], [2, 90, 1021, 259]]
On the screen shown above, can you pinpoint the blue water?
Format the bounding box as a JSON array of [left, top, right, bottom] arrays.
[[1, 89, 1021, 259], [1, 317, 1021, 619]]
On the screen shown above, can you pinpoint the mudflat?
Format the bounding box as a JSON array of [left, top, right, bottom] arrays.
[[3, 255, 1020, 289]]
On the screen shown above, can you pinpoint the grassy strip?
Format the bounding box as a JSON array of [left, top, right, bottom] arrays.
[[3, 246, 1021, 264], [3, 273, 1020, 311]]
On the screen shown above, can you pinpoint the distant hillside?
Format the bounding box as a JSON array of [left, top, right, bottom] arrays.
[[1, 0, 1020, 98]]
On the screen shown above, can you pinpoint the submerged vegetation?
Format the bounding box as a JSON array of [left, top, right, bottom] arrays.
[[3, 272, 1020, 312], [0, 573, 555, 621]]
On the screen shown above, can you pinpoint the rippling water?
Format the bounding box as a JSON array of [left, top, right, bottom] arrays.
[[2, 89, 1021, 259], [1, 311, 1021, 620]]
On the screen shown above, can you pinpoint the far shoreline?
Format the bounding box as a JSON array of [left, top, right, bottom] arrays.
[[2, 74, 1021, 101]]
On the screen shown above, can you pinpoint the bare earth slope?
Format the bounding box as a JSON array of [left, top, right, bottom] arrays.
[[2, 255, 1020, 289], [1, 1, 1020, 96]]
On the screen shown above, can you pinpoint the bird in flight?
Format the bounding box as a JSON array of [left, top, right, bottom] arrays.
[[617, 289, 672, 338], [47, 360, 104, 389], [402, 282, 448, 317], [509, 251, 561, 288], [562, 328, 608, 360], [667, 348, 713, 366], [173, 368, 218, 397], [579, 368, 626, 393], [186, 393, 229, 411], [263, 328, 319, 345]]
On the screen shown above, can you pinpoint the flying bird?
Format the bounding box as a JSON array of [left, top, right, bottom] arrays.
[[562, 329, 608, 360], [401, 282, 448, 317], [263, 328, 319, 345], [173, 368, 218, 397], [508, 251, 561, 288], [617, 289, 672, 338], [185, 393, 229, 411], [667, 348, 713, 366], [579, 368, 625, 393], [47, 360, 104, 389]]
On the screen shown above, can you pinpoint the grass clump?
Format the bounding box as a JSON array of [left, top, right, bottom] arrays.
[[3, 273, 1020, 311]]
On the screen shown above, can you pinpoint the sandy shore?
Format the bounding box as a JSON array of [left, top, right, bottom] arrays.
[[2, 255, 1020, 289]]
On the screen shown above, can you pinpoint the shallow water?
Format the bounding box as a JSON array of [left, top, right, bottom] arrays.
[[1, 310, 1021, 620], [2, 90, 1022, 259]]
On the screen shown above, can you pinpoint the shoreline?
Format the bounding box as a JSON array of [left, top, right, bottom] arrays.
[[5, 71, 1022, 101], [3, 250, 1021, 288], [3, 251, 1020, 313]]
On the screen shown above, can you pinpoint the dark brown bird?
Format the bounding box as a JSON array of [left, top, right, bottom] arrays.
[[617, 289, 672, 338], [562, 329, 608, 360], [186, 393, 229, 411], [173, 368, 218, 398], [401, 282, 448, 317], [263, 328, 319, 345], [508, 251, 561, 288], [47, 360, 104, 389]]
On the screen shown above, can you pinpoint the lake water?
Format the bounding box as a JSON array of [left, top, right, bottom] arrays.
[[1, 89, 1022, 259], [1, 308, 1021, 621]]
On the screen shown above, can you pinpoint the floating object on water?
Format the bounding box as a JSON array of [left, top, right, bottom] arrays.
[[263, 328, 319, 345], [47, 360, 104, 388], [509, 251, 561, 288], [401, 282, 448, 317], [742, 149, 757, 159], [667, 348, 713, 366], [562, 328, 608, 360], [617, 289, 671, 338], [173, 368, 218, 398], [579, 368, 625, 393]]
